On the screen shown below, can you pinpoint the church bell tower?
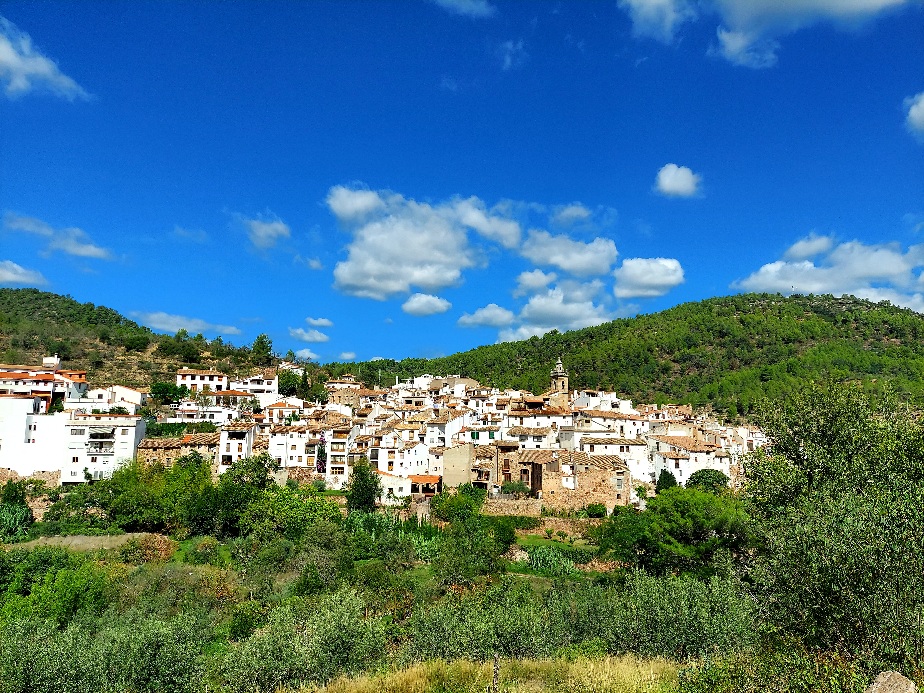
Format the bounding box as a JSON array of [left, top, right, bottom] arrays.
[[551, 357, 569, 394]]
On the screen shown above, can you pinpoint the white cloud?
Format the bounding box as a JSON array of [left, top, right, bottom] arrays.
[[655, 163, 702, 197], [0, 260, 46, 285], [330, 186, 521, 300], [339, 352, 356, 361], [305, 317, 333, 327], [783, 233, 835, 260], [613, 257, 685, 298], [244, 215, 290, 249], [4, 212, 112, 259], [514, 269, 558, 297], [295, 348, 319, 361], [289, 327, 330, 343], [734, 238, 924, 312], [520, 230, 618, 276], [904, 92, 924, 142], [458, 303, 515, 327], [294, 254, 323, 270], [133, 311, 241, 335], [618, 0, 912, 68], [500, 39, 527, 71], [0, 17, 89, 100], [618, 0, 697, 43], [499, 285, 612, 341], [173, 226, 208, 243], [430, 0, 497, 18], [327, 186, 386, 222], [713, 27, 780, 68], [551, 203, 592, 227], [452, 196, 521, 248], [402, 293, 452, 316]]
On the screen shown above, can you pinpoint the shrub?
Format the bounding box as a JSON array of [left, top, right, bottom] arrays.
[[585, 503, 607, 518], [118, 535, 177, 565], [501, 480, 530, 497], [218, 589, 386, 691], [526, 545, 576, 576], [186, 536, 221, 566]]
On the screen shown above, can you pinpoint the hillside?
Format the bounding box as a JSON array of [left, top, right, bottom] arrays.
[[0, 288, 260, 387], [3, 290, 922, 414], [324, 293, 924, 417]]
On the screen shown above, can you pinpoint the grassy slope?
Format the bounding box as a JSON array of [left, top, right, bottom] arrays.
[[0, 288, 248, 387]]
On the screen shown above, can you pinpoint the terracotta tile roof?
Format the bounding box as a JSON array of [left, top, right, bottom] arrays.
[[224, 421, 258, 432], [587, 454, 628, 470], [409, 474, 441, 484], [575, 409, 644, 420], [580, 437, 645, 446], [177, 369, 226, 376], [254, 435, 269, 450], [474, 445, 497, 459], [650, 435, 717, 453], [507, 426, 551, 437], [181, 432, 221, 445], [517, 449, 590, 466], [138, 437, 183, 449]]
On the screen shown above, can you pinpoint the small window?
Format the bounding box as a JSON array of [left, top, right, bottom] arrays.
[[71, 429, 85, 436]]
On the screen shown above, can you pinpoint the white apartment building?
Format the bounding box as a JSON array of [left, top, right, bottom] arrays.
[[61, 413, 147, 483], [176, 369, 229, 393]]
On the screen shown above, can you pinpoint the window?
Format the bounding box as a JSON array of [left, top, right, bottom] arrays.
[[71, 428, 85, 435], [72, 456, 78, 463], [589, 444, 595, 452], [71, 471, 77, 477], [471, 431, 479, 440], [489, 431, 495, 439], [237, 443, 243, 453], [121, 429, 128, 435]]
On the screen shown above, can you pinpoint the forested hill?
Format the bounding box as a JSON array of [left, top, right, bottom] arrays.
[[326, 293, 924, 418], [0, 288, 259, 386]]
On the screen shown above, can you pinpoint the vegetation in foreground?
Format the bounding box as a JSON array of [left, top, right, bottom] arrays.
[[0, 383, 921, 692]]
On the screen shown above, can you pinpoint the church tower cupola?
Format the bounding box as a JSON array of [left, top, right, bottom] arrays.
[[551, 357, 569, 394]]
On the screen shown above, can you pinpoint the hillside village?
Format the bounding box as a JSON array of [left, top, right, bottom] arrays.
[[0, 354, 767, 511]]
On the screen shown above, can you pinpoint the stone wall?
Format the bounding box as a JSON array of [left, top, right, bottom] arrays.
[[482, 498, 542, 517], [541, 466, 629, 514], [0, 468, 61, 520]]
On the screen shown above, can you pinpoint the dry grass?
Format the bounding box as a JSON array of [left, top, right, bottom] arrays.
[[294, 656, 679, 693], [7, 532, 147, 551]]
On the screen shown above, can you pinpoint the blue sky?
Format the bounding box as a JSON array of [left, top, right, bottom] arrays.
[[1, 0, 922, 363]]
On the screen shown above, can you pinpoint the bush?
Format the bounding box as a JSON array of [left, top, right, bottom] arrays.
[[218, 590, 386, 691], [118, 535, 177, 565], [585, 503, 607, 518], [526, 546, 576, 576], [186, 536, 221, 566], [500, 480, 530, 497]]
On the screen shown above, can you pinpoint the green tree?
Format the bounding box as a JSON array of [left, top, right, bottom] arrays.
[[344, 459, 382, 514], [746, 383, 924, 674], [597, 487, 749, 578], [655, 469, 678, 493], [251, 334, 273, 366], [277, 369, 299, 397], [685, 469, 729, 494]]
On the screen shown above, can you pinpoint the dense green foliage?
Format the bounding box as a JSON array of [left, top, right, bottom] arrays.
[[596, 486, 749, 578], [0, 289, 293, 385], [28, 453, 339, 541], [0, 288, 157, 364], [326, 293, 924, 416], [344, 459, 383, 514]]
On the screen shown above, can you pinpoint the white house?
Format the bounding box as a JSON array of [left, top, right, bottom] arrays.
[[176, 369, 229, 393], [61, 413, 147, 483]]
